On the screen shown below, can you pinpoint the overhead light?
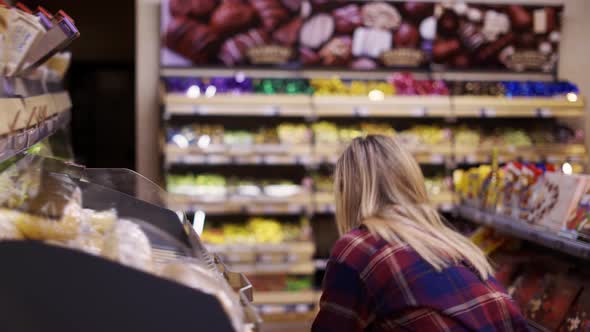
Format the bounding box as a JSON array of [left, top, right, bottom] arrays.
[[368, 89, 385, 101], [566, 92, 578, 103], [193, 210, 206, 236], [186, 85, 201, 98], [562, 162, 573, 175]]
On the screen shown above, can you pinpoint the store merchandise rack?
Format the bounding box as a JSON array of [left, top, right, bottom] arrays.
[[0, 79, 262, 332], [163, 93, 585, 119], [0, 77, 72, 162], [457, 205, 590, 260], [159, 73, 588, 331]]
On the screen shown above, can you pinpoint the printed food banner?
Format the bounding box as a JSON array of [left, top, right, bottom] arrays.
[[160, 0, 562, 73]]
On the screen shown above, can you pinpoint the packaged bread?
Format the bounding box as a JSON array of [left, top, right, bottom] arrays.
[[102, 219, 153, 273]]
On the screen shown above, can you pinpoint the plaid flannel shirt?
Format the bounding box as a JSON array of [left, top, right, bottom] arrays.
[[312, 228, 529, 332]]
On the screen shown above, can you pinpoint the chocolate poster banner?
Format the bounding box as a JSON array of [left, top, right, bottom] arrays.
[[160, 1, 562, 73], [432, 3, 562, 72]]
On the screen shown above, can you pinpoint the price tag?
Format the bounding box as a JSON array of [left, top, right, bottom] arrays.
[[430, 154, 444, 164], [353, 106, 369, 117], [480, 107, 496, 117], [13, 132, 27, 150], [0, 98, 25, 134], [182, 155, 204, 164], [259, 254, 274, 263], [411, 107, 428, 117], [191, 105, 207, 115], [295, 304, 310, 313], [466, 155, 477, 164], [536, 108, 552, 118], [263, 106, 280, 116]]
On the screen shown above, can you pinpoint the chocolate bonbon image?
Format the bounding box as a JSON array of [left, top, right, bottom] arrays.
[[395, 22, 420, 48], [300, 13, 334, 49], [220, 29, 270, 66], [361, 2, 401, 30], [211, 1, 256, 35], [431, 2, 562, 72], [169, 0, 218, 18], [319, 36, 352, 66], [165, 17, 219, 64], [332, 4, 361, 34], [160, 0, 563, 72], [352, 27, 392, 58], [249, 0, 290, 31], [273, 17, 302, 46]]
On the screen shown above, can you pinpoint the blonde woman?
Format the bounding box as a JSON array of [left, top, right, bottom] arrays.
[[312, 135, 527, 332]]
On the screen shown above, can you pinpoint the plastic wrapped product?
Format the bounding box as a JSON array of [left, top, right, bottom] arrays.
[[159, 261, 244, 332], [65, 209, 118, 255], [14, 200, 82, 241], [102, 219, 153, 273], [0, 209, 24, 240]]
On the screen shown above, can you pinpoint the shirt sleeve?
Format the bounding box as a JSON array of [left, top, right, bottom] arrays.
[[312, 260, 373, 332]]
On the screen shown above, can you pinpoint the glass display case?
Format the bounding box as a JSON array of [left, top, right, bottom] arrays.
[[0, 152, 260, 332]]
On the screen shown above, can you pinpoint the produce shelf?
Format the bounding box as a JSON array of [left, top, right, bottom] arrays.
[[452, 96, 585, 118], [457, 205, 590, 260], [165, 144, 314, 166], [167, 193, 312, 215], [312, 96, 452, 117], [208, 242, 315, 264], [166, 143, 452, 166], [163, 94, 585, 118], [454, 144, 587, 164], [164, 94, 313, 117], [228, 261, 316, 275], [254, 290, 321, 305]]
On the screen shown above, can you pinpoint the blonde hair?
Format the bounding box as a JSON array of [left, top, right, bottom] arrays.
[[334, 135, 493, 279]]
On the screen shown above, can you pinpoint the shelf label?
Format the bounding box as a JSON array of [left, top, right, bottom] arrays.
[[411, 107, 428, 117], [191, 105, 208, 115], [536, 108, 552, 118], [480, 107, 496, 117], [353, 106, 369, 117], [263, 106, 280, 116], [181, 155, 204, 164], [430, 154, 444, 164]]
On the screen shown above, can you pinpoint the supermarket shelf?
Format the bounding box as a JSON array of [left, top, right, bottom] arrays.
[[165, 144, 314, 166], [161, 67, 556, 81], [453, 96, 585, 118], [254, 290, 321, 305], [208, 242, 316, 264], [314, 191, 456, 213], [163, 93, 584, 118], [312, 96, 451, 117], [166, 143, 451, 166], [168, 193, 312, 215], [228, 261, 316, 275], [164, 94, 313, 117], [457, 205, 590, 260], [0, 109, 70, 163], [454, 144, 588, 164]]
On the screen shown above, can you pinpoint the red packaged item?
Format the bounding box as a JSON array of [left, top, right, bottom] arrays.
[[526, 274, 582, 331], [560, 284, 590, 332], [510, 269, 547, 311]]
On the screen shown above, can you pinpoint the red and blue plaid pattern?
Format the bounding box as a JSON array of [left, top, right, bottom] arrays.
[[312, 228, 529, 332]]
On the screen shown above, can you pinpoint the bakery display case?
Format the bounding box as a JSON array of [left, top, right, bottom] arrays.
[[0, 152, 261, 332]]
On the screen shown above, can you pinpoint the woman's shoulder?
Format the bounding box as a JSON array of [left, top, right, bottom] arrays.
[[329, 228, 403, 273]]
